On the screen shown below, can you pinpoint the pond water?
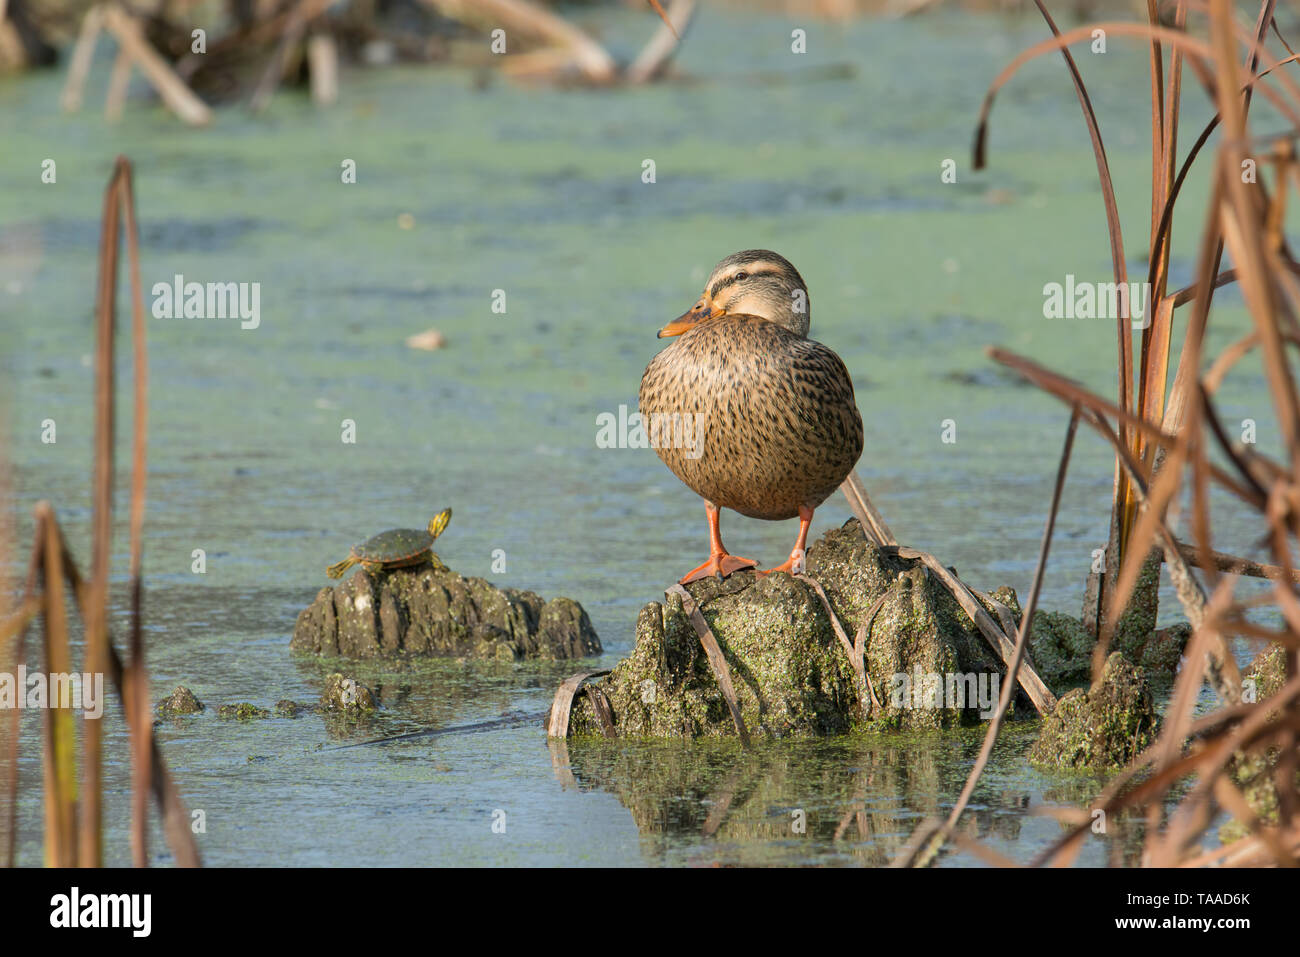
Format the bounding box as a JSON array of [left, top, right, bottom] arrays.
[[0, 4, 1288, 866]]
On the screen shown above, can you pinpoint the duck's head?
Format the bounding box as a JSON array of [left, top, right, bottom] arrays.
[[657, 249, 810, 339]]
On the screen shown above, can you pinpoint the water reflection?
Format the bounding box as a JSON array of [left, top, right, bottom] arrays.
[[550, 733, 1059, 866]]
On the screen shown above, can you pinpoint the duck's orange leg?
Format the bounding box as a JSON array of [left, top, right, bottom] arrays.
[[679, 503, 758, 584], [759, 505, 813, 576]]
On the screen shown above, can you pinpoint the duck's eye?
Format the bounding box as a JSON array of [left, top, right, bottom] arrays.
[[733, 271, 748, 282]]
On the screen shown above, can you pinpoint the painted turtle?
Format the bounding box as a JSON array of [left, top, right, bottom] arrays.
[[326, 508, 452, 579]]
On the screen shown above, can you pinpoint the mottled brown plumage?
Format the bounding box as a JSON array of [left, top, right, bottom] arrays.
[[639, 250, 864, 583]]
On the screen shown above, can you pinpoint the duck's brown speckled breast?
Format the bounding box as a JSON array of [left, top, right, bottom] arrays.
[[638, 314, 864, 520]]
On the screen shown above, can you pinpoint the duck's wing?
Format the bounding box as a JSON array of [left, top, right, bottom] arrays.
[[781, 334, 864, 463]]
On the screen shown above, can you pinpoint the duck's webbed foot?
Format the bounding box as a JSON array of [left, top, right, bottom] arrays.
[[758, 554, 802, 576], [756, 505, 814, 578], [679, 502, 758, 584], [679, 552, 758, 584]]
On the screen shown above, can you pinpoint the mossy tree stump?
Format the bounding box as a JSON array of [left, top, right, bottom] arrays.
[[292, 565, 601, 660], [566, 520, 1036, 739]]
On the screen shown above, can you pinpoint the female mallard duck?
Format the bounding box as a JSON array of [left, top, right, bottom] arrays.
[[639, 250, 864, 584]]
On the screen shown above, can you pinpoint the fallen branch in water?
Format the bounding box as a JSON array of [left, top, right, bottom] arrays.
[[545, 671, 612, 740], [1171, 540, 1300, 583], [798, 573, 882, 718], [840, 469, 896, 547], [307, 31, 338, 105], [422, 0, 617, 84], [59, 4, 103, 112], [891, 544, 1057, 716], [667, 583, 752, 747], [100, 3, 212, 126], [843, 473, 1056, 717], [249, 0, 321, 112], [626, 0, 695, 84], [335, 710, 552, 750]]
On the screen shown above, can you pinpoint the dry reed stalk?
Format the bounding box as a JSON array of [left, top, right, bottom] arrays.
[[113, 157, 152, 868], [978, 6, 1300, 661], [545, 671, 611, 739], [34, 505, 75, 866], [0, 158, 199, 868], [988, 349, 1243, 700], [644, 0, 676, 38], [894, 545, 1058, 714], [1174, 539, 1300, 582], [951, 1, 1300, 867], [73, 143, 119, 871], [844, 471, 1057, 717], [54, 527, 200, 867], [796, 573, 882, 717], [0, 418, 22, 869]]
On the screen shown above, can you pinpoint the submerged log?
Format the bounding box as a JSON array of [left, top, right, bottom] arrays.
[[559, 519, 1047, 739], [291, 564, 601, 661]]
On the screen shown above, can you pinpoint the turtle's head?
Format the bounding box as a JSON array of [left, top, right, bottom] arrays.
[[657, 250, 811, 339], [428, 508, 452, 538]]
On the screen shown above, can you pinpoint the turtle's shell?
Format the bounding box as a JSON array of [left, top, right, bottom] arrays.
[[351, 528, 435, 564]]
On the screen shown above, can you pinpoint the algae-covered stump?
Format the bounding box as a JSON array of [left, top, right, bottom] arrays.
[[1030, 610, 1190, 689], [156, 686, 205, 718], [292, 564, 601, 661], [1219, 643, 1295, 842], [564, 519, 1037, 739], [1027, 652, 1158, 771], [320, 673, 376, 713]]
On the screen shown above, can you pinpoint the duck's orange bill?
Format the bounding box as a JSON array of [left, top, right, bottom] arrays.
[[657, 316, 696, 338], [657, 305, 721, 338]]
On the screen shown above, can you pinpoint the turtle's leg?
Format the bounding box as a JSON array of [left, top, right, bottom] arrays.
[[428, 550, 446, 572], [326, 556, 358, 579]]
